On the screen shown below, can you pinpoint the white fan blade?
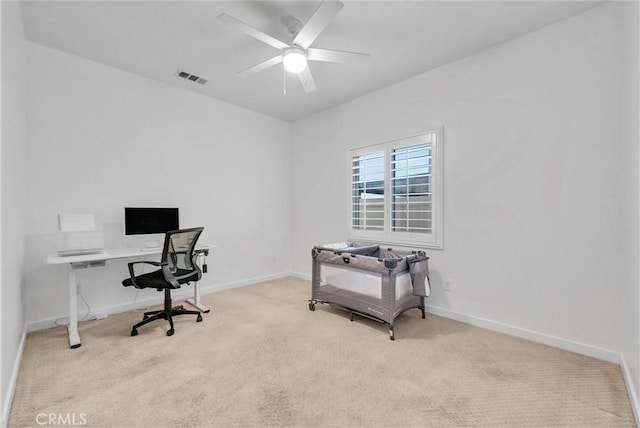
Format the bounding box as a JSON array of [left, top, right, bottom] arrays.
[[297, 66, 317, 93], [217, 13, 289, 50], [293, 0, 343, 50], [307, 48, 369, 63], [238, 55, 283, 78]]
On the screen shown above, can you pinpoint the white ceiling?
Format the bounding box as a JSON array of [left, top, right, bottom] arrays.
[[20, 1, 602, 122]]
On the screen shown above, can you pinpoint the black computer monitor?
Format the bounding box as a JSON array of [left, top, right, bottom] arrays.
[[124, 207, 179, 236]]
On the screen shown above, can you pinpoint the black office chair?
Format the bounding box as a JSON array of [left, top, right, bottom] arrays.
[[122, 227, 204, 337]]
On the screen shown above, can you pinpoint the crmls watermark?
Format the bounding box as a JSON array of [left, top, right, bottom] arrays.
[[35, 412, 87, 426]]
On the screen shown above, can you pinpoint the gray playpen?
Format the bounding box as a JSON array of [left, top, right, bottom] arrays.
[[309, 242, 430, 340]]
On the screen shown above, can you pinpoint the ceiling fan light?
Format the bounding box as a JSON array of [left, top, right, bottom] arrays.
[[283, 48, 307, 73]]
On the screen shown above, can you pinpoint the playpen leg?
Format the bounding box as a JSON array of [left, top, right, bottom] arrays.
[[420, 297, 426, 319], [389, 325, 395, 341]]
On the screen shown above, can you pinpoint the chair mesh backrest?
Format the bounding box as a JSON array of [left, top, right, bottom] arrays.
[[162, 227, 204, 274]]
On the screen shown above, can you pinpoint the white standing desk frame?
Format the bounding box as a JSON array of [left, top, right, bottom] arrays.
[[46, 244, 215, 349]]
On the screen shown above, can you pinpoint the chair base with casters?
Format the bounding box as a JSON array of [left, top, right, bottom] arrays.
[[131, 287, 203, 337]]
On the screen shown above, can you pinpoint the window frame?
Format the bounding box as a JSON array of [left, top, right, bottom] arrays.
[[348, 128, 444, 249]]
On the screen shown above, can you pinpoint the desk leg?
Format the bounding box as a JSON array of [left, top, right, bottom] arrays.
[[186, 252, 210, 313], [186, 281, 210, 313], [68, 268, 81, 349]]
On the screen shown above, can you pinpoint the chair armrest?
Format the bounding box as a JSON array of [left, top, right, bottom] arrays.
[[126, 261, 168, 288], [159, 265, 202, 289]]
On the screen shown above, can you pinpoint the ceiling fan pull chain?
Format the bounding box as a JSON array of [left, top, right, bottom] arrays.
[[283, 65, 287, 95]]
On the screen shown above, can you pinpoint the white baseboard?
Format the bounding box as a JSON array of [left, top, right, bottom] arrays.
[[0, 326, 27, 428], [27, 271, 295, 332], [620, 353, 640, 426], [290, 271, 311, 281], [292, 271, 619, 361], [425, 304, 621, 363], [290, 272, 624, 363]]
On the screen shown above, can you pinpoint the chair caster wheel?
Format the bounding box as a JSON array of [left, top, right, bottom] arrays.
[[166, 329, 174, 336], [131, 329, 138, 337], [309, 302, 315, 311], [196, 314, 203, 322]]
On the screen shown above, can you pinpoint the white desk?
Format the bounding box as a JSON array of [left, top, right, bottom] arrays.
[[47, 244, 215, 349]]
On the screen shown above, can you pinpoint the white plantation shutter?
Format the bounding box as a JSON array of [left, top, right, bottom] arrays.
[[351, 151, 385, 231], [391, 136, 434, 234], [349, 129, 443, 249]]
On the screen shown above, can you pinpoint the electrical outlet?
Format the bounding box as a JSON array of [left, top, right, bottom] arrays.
[[444, 279, 452, 292]]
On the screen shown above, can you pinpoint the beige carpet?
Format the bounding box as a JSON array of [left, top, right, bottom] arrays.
[[8, 277, 636, 427]]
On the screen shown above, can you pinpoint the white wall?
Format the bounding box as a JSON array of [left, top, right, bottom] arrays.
[[620, 0, 640, 414], [24, 43, 293, 326], [293, 2, 633, 362], [1, 1, 28, 424]]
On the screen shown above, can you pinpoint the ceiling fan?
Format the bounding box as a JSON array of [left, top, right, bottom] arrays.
[[217, 0, 369, 93]]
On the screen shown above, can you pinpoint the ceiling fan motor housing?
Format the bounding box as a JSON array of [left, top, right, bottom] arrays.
[[287, 19, 304, 37]]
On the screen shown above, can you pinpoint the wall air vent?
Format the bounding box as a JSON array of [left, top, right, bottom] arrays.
[[176, 70, 208, 85]]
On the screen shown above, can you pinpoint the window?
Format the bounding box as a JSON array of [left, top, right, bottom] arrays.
[[349, 129, 443, 249]]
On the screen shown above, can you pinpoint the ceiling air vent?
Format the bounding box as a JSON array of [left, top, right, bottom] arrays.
[[176, 70, 208, 85]]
